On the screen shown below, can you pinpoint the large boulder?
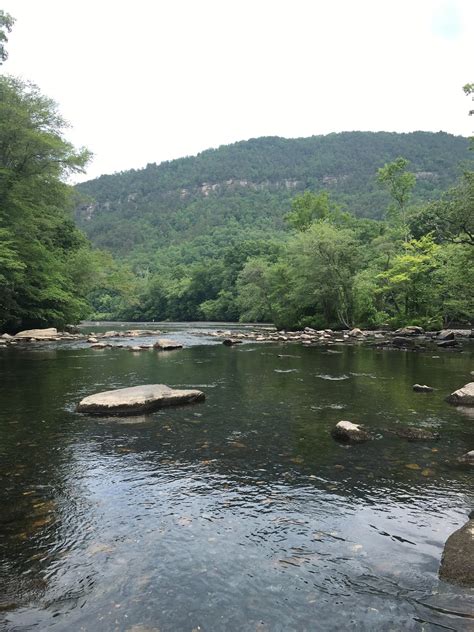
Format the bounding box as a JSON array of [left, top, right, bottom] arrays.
[[439, 513, 474, 587], [77, 384, 205, 416], [348, 328, 364, 337], [446, 382, 474, 406], [153, 339, 183, 351], [14, 327, 58, 339], [331, 421, 372, 443]]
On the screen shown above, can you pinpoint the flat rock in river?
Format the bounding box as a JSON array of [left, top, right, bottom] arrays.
[[77, 384, 205, 416], [153, 339, 183, 351], [446, 382, 474, 406], [14, 327, 58, 339]]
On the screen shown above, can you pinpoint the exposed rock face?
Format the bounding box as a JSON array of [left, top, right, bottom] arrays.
[[153, 339, 183, 351], [14, 328, 58, 339], [439, 515, 474, 587], [458, 450, 474, 465], [331, 421, 372, 443], [394, 426, 439, 441], [77, 384, 205, 416], [413, 384, 434, 392], [446, 382, 474, 406]]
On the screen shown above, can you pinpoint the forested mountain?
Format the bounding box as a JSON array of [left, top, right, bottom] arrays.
[[75, 132, 470, 256]]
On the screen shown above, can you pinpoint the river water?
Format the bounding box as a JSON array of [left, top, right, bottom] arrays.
[[0, 323, 473, 631]]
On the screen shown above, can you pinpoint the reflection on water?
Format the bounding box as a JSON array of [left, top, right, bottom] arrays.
[[0, 325, 473, 631]]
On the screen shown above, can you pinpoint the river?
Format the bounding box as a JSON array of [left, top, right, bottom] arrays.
[[0, 323, 473, 631]]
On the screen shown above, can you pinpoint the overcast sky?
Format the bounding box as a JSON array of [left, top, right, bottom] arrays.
[[2, 0, 473, 182]]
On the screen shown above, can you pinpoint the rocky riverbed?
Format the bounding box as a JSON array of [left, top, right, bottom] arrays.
[[1, 324, 473, 352]]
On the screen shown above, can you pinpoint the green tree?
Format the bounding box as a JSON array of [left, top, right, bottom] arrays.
[[284, 190, 342, 231], [0, 10, 14, 64], [377, 157, 416, 242], [0, 75, 92, 330]]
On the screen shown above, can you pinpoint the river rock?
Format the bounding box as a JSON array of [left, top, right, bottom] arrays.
[[413, 384, 434, 392], [14, 327, 58, 339], [348, 328, 364, 337], [1, 333, 14, 339], [90, 342, 107, 349], [77, 384, 205, 416], [446, 382, 474, 406], [395, 326, 424, 336], [153, 339, 183, 351], [331, 421, 372, 443], [394, 426, 439, 441], [437, 339, 458, 348], [437, 329, 455, 341], [439, 513, 474, 587], [64, 324, 81, 334], [222, 338, 242, 346], [458, 450, 474, 465], [392, 336, 417, 348]]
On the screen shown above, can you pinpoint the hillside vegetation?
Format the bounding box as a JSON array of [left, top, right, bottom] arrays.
[[72, 131, 473, 328], [76, 132, 469, 255]]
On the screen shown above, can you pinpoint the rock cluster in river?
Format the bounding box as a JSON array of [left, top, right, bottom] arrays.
[[211, 326, 473, 351]]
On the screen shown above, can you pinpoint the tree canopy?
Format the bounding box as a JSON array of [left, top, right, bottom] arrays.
[[0, 74, 94, 330]]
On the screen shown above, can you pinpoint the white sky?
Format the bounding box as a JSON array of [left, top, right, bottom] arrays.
[[2, 0, 473, 182]]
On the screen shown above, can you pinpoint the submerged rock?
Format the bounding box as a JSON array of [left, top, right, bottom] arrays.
[[413, 384, 434, 392], [446, 382, 474, 406], [222, 338, 243, 346], [439, 512, 474, 587], [153, 339, 183, 351], [394, 426, 439, 441], [391, 336, 417, 348], [77, 384, 205, 416], [331, 420, 372, 443], [437, 339, 458, 348]]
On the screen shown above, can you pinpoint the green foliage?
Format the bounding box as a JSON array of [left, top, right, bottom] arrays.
[[377, 157, 416, 241], [285, 190, 342, 231], [0, 10, 14, 64], [0, 75, 94, 330]]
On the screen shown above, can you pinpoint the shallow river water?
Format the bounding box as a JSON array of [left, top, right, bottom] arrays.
[[0, 323, 473, 631]]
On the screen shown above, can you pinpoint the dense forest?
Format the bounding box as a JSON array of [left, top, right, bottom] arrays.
[[0, 9, 472, 332], [74, 132, 473, 329]]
